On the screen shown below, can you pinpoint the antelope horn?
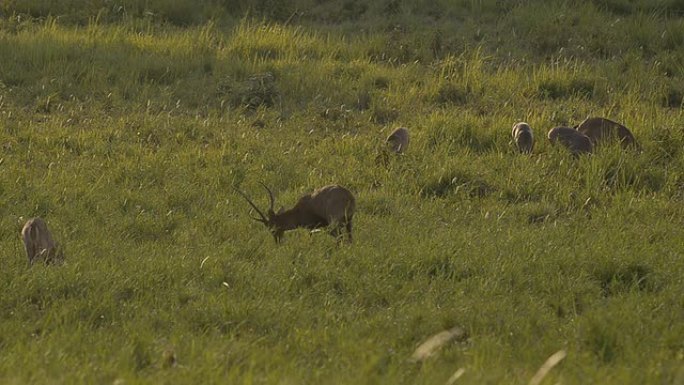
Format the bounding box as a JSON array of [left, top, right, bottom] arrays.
[[259, 182, 276, 213], [233, 187, 268, 223]]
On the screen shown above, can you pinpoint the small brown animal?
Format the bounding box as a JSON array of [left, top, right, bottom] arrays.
[[235, 183, 356, 243], [512, 122, 534, 154], [21, 217, 63, 265], [574, 117, 637, 149], [548, 126, 593, 157], [386, 127, 409, 154]]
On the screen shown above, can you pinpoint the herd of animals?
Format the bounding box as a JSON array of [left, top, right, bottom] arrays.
[[20, 116, 636, 265]]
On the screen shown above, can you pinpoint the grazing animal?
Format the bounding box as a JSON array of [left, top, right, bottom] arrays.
[[386, 127, 410, 154], [547, 126, 593, 157], [511, 122, 534, 154], [21, 217, 63, 265], [235, 183, 356, 243], [574, 117, 637, 149]]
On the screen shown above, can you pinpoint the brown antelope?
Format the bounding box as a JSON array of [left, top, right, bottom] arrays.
[[511, 122, 534, 154], [548, 126, 593, 157], [235, 183, 356, 243], [386, 127, 409, 154], [574, 117, 637, 149], [21, 217, 63, 265]]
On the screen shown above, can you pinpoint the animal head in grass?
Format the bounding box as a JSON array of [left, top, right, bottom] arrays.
[[512, 122, 534, 154]]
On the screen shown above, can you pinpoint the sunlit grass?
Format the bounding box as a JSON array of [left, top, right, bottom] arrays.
[[0, 2, 684, 384]]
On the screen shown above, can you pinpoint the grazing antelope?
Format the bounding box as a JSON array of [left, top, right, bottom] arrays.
[[386, 127, 410, 154], [574, 117, 637, 149], [547, 126, 593, 157], [511, 122, 534, 154], [235, 183, 356, 243], [21, 217, 63, 265]]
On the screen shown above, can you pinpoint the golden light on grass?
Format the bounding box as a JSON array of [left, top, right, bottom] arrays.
[[0, 2, 680, 384]]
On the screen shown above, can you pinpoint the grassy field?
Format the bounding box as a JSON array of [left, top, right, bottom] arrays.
[[1, 1, 684, 384]]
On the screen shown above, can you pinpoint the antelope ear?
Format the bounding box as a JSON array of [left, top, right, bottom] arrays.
[[278, 207, 285, 214]]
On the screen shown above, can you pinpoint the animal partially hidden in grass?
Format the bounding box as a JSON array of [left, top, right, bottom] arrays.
[[21, 217, 64, 265], [547, 126, 593, 157], [511, 122, 534, 154], [386, 127, 409, 154], [574, 116, 638, 149], [235, 183, 356, 243]]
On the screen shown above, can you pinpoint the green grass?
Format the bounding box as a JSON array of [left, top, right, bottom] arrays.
[[1, 1, 684, 384]]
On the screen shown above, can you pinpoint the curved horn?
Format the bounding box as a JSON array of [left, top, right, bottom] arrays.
[[233, 187, 268, 223], [259, 182, 276, 213]]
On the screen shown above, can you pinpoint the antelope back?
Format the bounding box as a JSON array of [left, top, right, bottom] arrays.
[[575, 117, 636, 148], [386, 127, 409, 154], [21, 217, 61, 265], [548, 126, 593, 155], [308, 185, 356, 221]]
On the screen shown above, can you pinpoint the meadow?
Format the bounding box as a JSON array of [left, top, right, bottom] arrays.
[[1, 0, 684, 383]]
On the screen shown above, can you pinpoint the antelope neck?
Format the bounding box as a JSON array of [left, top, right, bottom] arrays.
[[273, 209, 302, 230]]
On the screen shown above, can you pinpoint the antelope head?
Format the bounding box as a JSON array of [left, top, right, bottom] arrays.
[[234, 183, 285, 242]]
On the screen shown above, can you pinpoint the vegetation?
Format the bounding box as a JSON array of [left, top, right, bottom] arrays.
[[1, 0, 684, 383]]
